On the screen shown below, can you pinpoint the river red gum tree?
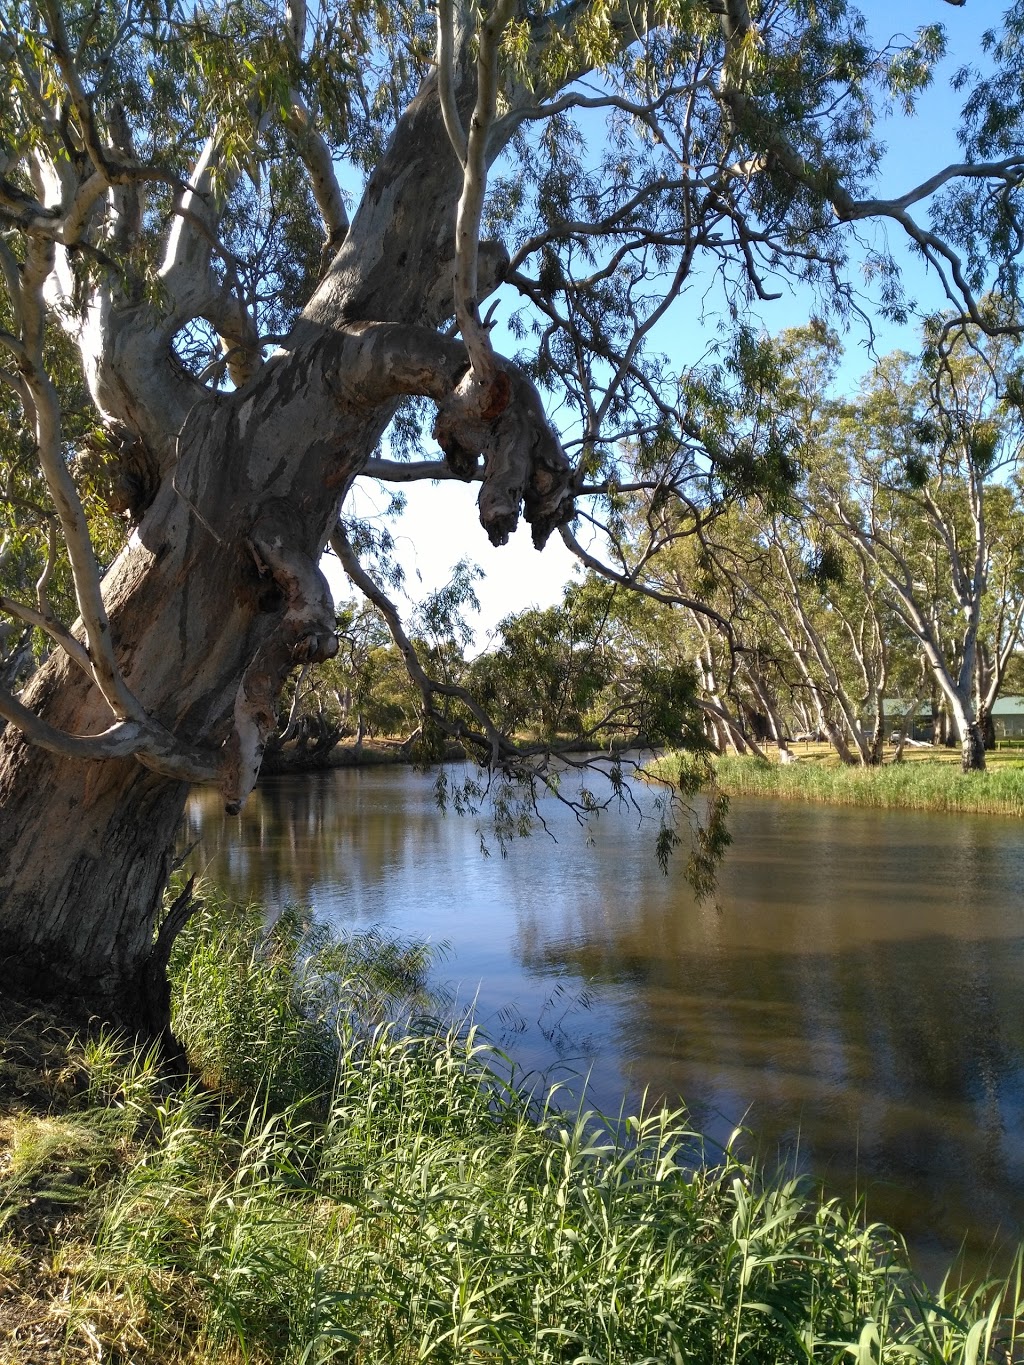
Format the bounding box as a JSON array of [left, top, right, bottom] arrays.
[[0, 65, 573, 1021], [0, 0, 1021, 1025]]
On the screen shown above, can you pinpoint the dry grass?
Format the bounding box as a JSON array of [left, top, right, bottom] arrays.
[[0, 1005, 121, 1365]]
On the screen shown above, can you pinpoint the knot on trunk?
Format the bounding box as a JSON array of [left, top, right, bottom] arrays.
[[433, 363, 575, 549], [221, 501, 338, 812], [433, 368, 511, 477], [73, 425, 161, 522]]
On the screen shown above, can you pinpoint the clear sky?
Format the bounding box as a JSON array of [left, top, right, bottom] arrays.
[[322, 0, 995, 646]]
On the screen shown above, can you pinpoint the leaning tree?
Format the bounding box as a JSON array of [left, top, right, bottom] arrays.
[[1, 0, 1022, 1026]]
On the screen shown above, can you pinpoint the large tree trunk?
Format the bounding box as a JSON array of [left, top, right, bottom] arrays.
[[0, 686, 187, 1028], [0, 364, 387, 1022], [867, 693, 886, 765], [961, 721, 987, 773], [941, 692, 987, 773], [981, 706, 996, 752], [0, 79, 497, 1027]]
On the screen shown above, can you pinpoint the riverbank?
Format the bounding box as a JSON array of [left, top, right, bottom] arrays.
[[260, 737, 469, 774], [655, 749, 1024, 815], [2, 886, 1021, 1363], [261, 734, 646, 775]]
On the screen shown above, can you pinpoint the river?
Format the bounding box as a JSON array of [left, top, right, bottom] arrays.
[[183, 763, 1024, 1278]]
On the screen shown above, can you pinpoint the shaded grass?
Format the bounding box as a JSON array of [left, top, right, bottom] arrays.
[[2, 886, 1023, 1363], [658, 751, 1024, 815]]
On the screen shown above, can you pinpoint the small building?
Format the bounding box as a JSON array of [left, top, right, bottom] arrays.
[[860, 699, 933, 743], [991, 696, 1024, 740]]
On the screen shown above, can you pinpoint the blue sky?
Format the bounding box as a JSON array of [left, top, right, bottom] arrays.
[[325, 0, 1001, 644]]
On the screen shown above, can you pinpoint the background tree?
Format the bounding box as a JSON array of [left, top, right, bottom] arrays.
[[591, 320, 1024, 770], [467, 575, 701, 748], [819, 322, 1024, 770]]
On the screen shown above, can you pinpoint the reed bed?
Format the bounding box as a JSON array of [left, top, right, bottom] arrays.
[[666, 752, 1024, 815], [2, 887, 1022, 1363]]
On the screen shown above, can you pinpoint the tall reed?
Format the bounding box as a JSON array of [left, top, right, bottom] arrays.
[[667, 752, 1024, 815], [7, 886, 1022, 1363]]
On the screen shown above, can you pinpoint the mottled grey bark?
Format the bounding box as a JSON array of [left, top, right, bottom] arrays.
[[961, 721, 986, 774], [0, 333, 381, 1020]]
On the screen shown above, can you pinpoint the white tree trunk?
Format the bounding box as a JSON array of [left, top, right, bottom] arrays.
[[0, 82, 568, 1024]]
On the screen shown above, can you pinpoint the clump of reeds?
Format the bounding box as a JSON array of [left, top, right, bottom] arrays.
[[673, 752, 1024, 815], [3, 885, 1022, 1363], [169, 887, 434, 1106]]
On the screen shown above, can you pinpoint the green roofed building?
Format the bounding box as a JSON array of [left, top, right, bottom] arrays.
[[858, 697, 1024, 743], [991, 696, 1024, 740], [859, 699, 933, 743]]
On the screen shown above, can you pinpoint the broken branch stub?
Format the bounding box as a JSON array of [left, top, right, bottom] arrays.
[[433, 362, 575, 547]]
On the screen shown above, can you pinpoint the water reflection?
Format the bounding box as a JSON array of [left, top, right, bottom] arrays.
[[185, 768, 1024, 1274]]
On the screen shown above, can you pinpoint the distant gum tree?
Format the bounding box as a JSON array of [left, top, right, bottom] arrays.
[[818, 322, 1024, 771]]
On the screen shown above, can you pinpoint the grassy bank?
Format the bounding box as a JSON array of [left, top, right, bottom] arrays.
[[2, 889, 1022, 1363], [657, 749, 1024, 815]]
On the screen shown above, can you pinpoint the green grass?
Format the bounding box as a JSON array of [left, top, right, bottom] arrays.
[[2, 885, 1023, 1363], [656, 751, 1024, 815]]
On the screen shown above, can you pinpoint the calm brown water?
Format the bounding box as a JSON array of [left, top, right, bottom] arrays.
[[184, 765, 1024, 1277]]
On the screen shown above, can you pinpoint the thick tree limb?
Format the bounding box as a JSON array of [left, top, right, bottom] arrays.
[[440, 0, 517, 417], [333, 322, 574, 546], [361, 457, 455, 482], [283, 99, 350, 248], [159, 137, 228, 313], [0, 681, 220, 780], [0, 594, 92, 676], [20, 242, 151, 725]]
